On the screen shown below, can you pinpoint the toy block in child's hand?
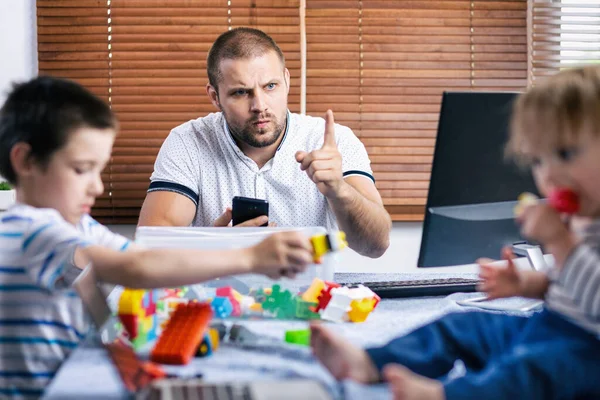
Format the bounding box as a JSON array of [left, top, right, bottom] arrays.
[[548, 188, 579, 214], [310, 231, 348, 263], [150, 302, 212, 365], [514, 192, 539, 216], [285, 328, 311, 346], [515, 189, 580, 216]]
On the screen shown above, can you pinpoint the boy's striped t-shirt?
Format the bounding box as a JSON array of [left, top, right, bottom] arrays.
[[0, 204, 130, 398]]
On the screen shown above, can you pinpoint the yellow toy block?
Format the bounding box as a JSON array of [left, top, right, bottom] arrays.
[[231, 289, 244, 303], [301, 278, 326, 303], [310, 231, 348, 263], [514, 192, 539, 217], [142, 315, 153, 332], [249, 303, 263, 312], [208, 328, 220, 351], [118, 289, 145, 315], [348, 298, 376, 323]]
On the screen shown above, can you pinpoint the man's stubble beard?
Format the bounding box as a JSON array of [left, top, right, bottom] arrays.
[[224, 110, 287, 149]]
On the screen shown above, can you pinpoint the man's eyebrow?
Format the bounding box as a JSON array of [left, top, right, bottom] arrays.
[[71, 160, 96, 165]]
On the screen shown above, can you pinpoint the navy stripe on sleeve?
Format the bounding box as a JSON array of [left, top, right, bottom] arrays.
[[343, 170, 375, 183], [148, 181, 199, 206]]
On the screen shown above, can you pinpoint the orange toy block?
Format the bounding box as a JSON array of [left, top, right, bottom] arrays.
[[301, 278, 326, 303], [150, 302, 213, 365], [106, 339, 165, 392]]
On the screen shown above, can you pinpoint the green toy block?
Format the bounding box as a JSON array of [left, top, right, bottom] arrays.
[[131, 331, 148, 350], [295, 299, 320, 320], [262, 285, 297, 319], [250, 288, 268, 304], [285, 329, 311, 346]]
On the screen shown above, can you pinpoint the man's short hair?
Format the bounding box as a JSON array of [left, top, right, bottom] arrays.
[[207, 27, 286, 93], [0, 76, 117, 184]]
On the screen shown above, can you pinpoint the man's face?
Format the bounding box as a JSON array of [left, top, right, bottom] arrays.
[[208, 51, 290, 150]]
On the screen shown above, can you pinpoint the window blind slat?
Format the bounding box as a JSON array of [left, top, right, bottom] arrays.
[[529, 1, 600, 86]]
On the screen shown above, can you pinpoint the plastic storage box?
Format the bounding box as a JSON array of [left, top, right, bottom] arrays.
[[135, 226, 337, 296]]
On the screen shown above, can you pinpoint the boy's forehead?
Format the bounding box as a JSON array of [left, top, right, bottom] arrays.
[[62, 127, 115, 154]]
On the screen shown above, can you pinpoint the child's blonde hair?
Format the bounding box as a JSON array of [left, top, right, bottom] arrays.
[[507, 66, 600, 164]]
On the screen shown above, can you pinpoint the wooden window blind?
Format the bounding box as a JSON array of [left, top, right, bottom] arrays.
[[305, 0, 527, 221], [37, 0, 527, 223], [37, 0, 300, 224], [37, 1, 110, 104], [529, 0, 600, 84]]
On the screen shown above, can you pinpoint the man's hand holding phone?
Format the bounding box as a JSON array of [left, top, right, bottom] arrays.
[[213, 197, 270, 227]]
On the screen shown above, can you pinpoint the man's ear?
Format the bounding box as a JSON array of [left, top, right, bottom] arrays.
[[10, 142, 35, 178], [206, 83, 221, 110], [284, 68, 291, 94]]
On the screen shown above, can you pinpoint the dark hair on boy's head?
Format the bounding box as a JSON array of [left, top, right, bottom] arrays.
[[0, 76, 116, 185], [207, 27, 285, 94]]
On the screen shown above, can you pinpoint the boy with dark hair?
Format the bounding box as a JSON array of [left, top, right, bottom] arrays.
[[311, 66, 600, 400], [0, 76, 313, 397]]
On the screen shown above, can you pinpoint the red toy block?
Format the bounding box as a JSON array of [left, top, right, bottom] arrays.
[[106, 339, 165, 392], [549, 189, 580, 214], [150, 302, 212, 365], [118, 314, 138, 339], [311, 281, 341, 313], [372, 292, 381, 308]]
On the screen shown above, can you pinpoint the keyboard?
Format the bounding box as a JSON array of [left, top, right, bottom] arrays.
[[144, 381, 253, 400], [362, 277, 481, 298]]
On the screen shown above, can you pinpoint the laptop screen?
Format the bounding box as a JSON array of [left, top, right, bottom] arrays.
[[418, 92, 540, 267]]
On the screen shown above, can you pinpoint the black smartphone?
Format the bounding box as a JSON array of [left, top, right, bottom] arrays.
[[232, 196, 269, 226]]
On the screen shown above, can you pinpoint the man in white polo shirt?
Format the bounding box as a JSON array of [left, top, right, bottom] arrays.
[[138, 28, 391, 258]]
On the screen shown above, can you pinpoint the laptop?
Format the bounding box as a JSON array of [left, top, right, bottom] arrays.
[[73, 266, 332, 400], [362, 92, 542, 298]]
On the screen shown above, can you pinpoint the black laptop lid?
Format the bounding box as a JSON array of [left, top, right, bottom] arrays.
[[418, 92, 540, 267]]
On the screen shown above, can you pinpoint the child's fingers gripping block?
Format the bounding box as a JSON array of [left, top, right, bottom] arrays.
[[150, 302, 212, 365], [514, 192, 539, 217]]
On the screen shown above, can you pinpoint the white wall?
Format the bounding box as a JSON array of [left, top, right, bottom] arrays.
[[1, 1, 427, 273], [0, 0, 37, 104]]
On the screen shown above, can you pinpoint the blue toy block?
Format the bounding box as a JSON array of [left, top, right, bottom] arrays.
[[197, 332, 213, 357], [211, 297, 233, 319]]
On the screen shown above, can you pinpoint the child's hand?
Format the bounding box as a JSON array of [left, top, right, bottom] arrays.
[[248, 231, 313, 279], [518, 203, 570, 247], [478, 247, 522, 300]]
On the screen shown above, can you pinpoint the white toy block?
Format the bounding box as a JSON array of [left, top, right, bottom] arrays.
[[320, 304, 350, 322]]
